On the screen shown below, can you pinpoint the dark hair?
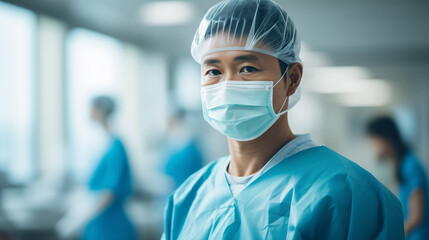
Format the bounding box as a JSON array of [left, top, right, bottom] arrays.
[[366, 116, 409, 182], [279, 60, 288, 77], [204, 0, 291, 77], [92, 96, 116, 121]]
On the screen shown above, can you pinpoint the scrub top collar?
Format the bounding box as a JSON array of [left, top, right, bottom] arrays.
[[224, 134, 320, 194], [220, 134, 321, 202], [217, 145, 326, 207]]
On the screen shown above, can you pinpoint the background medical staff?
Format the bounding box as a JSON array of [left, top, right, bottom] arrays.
[[162, 109, 204, 190], [367, 116, 429, 240], [84, 96, 137, 240]]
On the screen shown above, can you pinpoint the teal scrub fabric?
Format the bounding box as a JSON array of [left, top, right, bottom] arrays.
[[163, 146, 404, 240], [400, 154, 429, 240], [164, 140, 204, 188], [84, 138, 136, 240]]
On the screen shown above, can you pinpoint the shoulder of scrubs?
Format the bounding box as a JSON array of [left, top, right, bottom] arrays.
[[89, 137, 133, 198], [163, 157, 225, 239], [168, 157, 223, 202], [401, 154, 428, 191], [311, 147, 404, 240], [243, 146, 404, 240]]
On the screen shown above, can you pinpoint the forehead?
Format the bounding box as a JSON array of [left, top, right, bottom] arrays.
[[202, 50, 276, 65]]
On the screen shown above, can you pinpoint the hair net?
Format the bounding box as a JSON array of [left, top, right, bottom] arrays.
[[191, 0, 302, 65], [92, 96, 116, 120]]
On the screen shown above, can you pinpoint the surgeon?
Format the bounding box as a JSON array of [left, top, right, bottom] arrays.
[[163, 0, 404, 239], [367, 116, 429, 240], [84, 96, 137, 240]]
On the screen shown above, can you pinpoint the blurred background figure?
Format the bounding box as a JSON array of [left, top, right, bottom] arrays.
[[84, 96, 137, 240], [56, 96, 137, 240], [367, 116, 429, 240], [162, 109, 204, 191], [0, 0, 428, 239]]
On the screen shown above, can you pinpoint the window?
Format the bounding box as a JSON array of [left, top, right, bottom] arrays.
[[0, 2, 36, 184], [66, 28, 122, 182]]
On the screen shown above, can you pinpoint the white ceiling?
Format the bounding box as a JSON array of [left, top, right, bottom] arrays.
[[4, 0, 429, 70]]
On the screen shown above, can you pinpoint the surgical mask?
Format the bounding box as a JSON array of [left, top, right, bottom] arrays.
[[201, 69, 301, 141]]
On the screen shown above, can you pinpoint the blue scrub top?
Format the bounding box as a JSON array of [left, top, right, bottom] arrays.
[[84, 137, 136, 240], [164, 140, 203, 188], [163, 146, 404, 240], [399, 154, 429, 240]]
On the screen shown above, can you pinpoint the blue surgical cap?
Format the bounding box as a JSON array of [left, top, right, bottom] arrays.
[[191, 0, 302, 65]]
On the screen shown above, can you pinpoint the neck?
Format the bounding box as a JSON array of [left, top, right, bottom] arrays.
[[227, 114, 295, 177], [101, 120, 112, 135], [390, 149, 402, 164]]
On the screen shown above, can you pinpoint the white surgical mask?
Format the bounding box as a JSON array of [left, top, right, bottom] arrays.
[[201, 69, 301, 141]]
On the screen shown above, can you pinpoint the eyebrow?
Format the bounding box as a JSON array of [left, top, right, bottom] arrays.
[[233, 54, 259, 62], [203, 54, 260, 65], [203, 59, 221, 65]]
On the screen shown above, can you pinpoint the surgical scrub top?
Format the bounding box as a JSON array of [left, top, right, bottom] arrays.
[[164, 140, 203, 188], [226, 134, 319, 197], [163, 145, 404, 240], [399, 154, 429, 240], [84, 137, 136, 240]]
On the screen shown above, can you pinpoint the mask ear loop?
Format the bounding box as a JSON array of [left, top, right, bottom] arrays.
[[272, 67, 289, 115]]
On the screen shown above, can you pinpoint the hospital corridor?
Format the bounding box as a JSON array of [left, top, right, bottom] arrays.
[[0, 0, 429, 239]]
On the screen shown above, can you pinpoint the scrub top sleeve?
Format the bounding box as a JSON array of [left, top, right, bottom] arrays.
[[403, 160, 426, 193], [320, 181, 353, 239], [103, 141, 127, 196], [377, 185, 405, 240], [347, 169, 404, 240], [294, 176, 353, 239]]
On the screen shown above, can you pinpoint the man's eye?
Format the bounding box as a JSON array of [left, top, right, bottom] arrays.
[[241, 66, 258, 73], [207, 69, 222, 76]]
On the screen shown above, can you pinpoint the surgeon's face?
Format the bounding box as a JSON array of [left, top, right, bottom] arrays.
[[201, 50, 302, 114]]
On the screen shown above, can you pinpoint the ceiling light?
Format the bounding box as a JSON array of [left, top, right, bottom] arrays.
[[139, 1, 196, 26], [305, 66, 370, 94], [336, 80, 392, 107]]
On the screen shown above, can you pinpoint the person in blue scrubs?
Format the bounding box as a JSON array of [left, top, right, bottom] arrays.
[[164, 140, 203, 188], [162, 0, 404, 239], [84, 96, 137, 240], [368, 116, 429, 240], [163, 110, 203, 189]]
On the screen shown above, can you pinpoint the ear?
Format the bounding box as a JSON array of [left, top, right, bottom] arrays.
[[286, 62, 303, 96]]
